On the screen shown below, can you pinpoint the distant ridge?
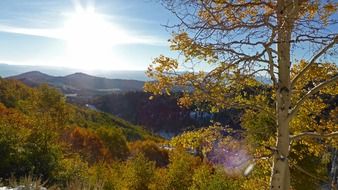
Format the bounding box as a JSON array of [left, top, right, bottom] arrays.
[[0, 63, 149, 81], [66, 72, 95, 78], [8, 71, 145, 95], [12, 71, 53, 80]]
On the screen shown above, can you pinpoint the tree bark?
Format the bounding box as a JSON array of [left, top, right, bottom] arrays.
[[270, 1, 293, 189]]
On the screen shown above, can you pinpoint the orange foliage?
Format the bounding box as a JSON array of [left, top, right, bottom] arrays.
[[63, 127, 111, 164], [0, 103, 31, 129]]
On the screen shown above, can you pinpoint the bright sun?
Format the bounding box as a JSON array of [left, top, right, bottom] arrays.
[[62, 7, 119, 70]]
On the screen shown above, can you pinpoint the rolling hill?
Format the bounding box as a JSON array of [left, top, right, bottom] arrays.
[[0, 76, 158, 141], [8, 71, 145, 98], [0, 63, 149, 81]]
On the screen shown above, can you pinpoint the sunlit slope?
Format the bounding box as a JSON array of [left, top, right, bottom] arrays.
[[0, 77, 158, 141]]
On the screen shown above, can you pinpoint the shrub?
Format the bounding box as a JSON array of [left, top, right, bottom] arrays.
[[96, 127, 129, 161], [51, 155, 90, 187], [0, 104, 63, 180], [119, 154, 155, 190], [191, 164, 242, 190], [128, 140, 169, 167], [150, 149, 201, 190]]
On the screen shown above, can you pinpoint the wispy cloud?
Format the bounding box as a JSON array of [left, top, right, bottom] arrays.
[[0, 24, 62, 39], [0, 24, 166, 46]]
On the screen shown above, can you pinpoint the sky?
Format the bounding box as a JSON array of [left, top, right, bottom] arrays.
[[0, 0, 177, 71], [0, 1, 336, 73]]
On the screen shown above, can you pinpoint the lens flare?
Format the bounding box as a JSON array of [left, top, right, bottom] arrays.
[[207, 139, 251, 176]]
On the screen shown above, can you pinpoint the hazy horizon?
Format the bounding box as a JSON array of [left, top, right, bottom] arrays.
[[0, 63, 151, 81]]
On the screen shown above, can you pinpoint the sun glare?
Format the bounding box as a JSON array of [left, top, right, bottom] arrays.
[[62, 7, 119, 70]]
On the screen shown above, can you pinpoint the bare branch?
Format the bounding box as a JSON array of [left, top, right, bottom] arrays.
[[253, 154, 273, 161], [290, 131, 338, 141], [221, 1, 275, 9], [288, 75, 338, 119], [292, 34, 337, 44], [265, 46, 277, 87], [291, 36, 338, 90]]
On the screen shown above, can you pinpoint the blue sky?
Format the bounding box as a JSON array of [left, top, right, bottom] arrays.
[[0, 0, 176, 71], [0, 1, 336, 72]]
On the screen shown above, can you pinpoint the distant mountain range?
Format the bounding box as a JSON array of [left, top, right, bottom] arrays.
[[0, 63, 149, 81], [8, 71, 145, 99]]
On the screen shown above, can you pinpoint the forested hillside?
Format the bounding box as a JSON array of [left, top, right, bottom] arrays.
[[0, 78, 162, 188], [0, 78, 250, 189], [91, 91, 242, 134], [1, 70, 336, 190]]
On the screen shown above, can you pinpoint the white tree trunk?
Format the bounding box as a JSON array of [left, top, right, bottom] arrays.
[[270, 1, 293, 189]]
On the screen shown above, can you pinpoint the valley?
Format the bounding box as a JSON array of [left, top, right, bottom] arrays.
[[5, 70, 242, 136]]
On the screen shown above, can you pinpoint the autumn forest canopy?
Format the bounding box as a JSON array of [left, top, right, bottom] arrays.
[[0, 0, 337, 190]]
